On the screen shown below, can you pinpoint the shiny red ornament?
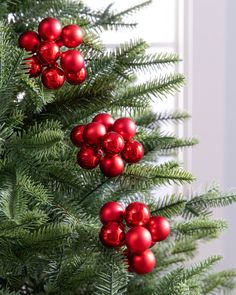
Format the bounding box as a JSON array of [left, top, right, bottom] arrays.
[[38, 17, 62, 41], [77, 145, 102, 169], [125, 202, 150, 227], [122, 140, 144, 163], [70, 125, 85, 147], [125, 226, 152, 253], [99, 201, 124, 224], [130, 249, 156, 274], [23, 56, 42, 77], [60, 50, 84, 73], [18, 31, 41, 53], [102, 132, 125, 154], [112, 117, 136, 140], [100, 154, 124, 177], [92, 113, 115, 132], [56, 39, 64, 47], [41, 67, 65, 90], [83, 122, 106, 146], [65, 67, 87, 85], [37, 41, 60, 65], [146, 216, 171, 242], [99, 222, 125, 248], [61, 24, 83, 48]]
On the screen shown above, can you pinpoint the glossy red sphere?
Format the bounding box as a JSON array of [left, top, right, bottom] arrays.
[[112, 117, 136, 140], [70, 125, 85, 147], [37, 41, 60, 65], [56, 39, 64, 47], [23, 56, 42, 77], [100, 154, 124, 177], [130, 249, 156, 274], [125, 202, 150, 227], [61, 24, 83, 48], [38, 17, 62, 41], [77, 145, 102, 169], [18, 31, 41, 53], [92, 113, 115, 132], [60, 50, 84, 73], [99, 222, 125, 248], [99, 201, 124, 224], [146, 216, 171, 242], [41, 67, 65, 90], [65, 67, 87, 85], [83, 122, 106, 146], [122, 140, 144, 163], [102, 132, 125, 154], [125, 226, 152, 253]]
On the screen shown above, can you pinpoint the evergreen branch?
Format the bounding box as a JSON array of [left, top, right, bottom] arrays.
[[203, 270, 236, 294]]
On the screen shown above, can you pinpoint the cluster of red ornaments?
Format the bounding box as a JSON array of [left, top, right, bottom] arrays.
[[18, 17, 86, 89], [99, 201, 171, 275], [70, 113, 144, 177]]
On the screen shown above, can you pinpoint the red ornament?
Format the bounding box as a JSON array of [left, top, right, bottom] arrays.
[[124, 202, 150, 227], [70, 125, 85, 147], [23, 56, 42, 77], [130, 249, 156, 274], [18, 31, 41, 53], [61, 24, 83, 48], [83, 122, 106, 146], [112, 117, 136, 140], [38, 17, 62, 41], [100, 154, 124, 177], [41, 67, 65, 90], [92, 113, 115, 132], [60, 50, 84, 73], [99, 222, 125, 248], [122, 140, 144, 163], [77, 145, 102, 169], [65, 67, 87, 85], [102, 132, 125, 154], [56, 39, 64, 47], [146, 216, 171, 242], [125, 226, 152, 253], [99, 201, 124, 224], [37, 41, 60, 65]]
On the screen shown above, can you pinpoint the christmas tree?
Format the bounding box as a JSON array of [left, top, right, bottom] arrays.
[[0, 1, 236, 294]]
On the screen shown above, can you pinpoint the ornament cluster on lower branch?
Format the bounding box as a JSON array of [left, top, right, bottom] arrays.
[[70, 113, 144, 177], [99, 201, 171, 275]]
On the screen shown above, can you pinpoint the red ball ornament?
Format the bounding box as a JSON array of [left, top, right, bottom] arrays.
[[100, 154, 124, 177], [77, 145, 102, 169], [125, 226, 152, 253], [65, 67, 87, 85], [122, 140, 144, 163], [112, 117, 136, 140], [41, 67, 65, 90], [83, 122, 106, 146], [146, 216, 171, 242], [38, 17, 62, 41], [102, 132, 125, 154], [70, 125, 85, 147], [125, 202, 150, 227], [56, 39, 64, 47], [37, 41, 60, 65], [99, 201, 124, 224], [60, 50, 84, 73], [61, 24, 83, 48], [99, 222, 125, 248], [130, 249, 156, 274], [23, 56, 42, 77], [18, 31, 41, 53], [93, 113, 115, 132]]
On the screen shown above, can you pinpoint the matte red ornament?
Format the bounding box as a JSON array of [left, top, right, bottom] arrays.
[[146, 216, 171, 242], [83, 122, 106, 146], [93, 113, 115, 132], [18, 31, 41, 53], [77, 145, 102, 169], [99, 222, 125, 248], [124, 202, 150, 227], [112, 117, 136, 140], [100, 154, 124, 177], [70, 125, 85, 147], [102, 132, 125, 154], [122, 140, 144, 163], [99, 201, 124, 224], [41, 67, 65, 90], [130, 249, 156, 274], [37, 41, 60, 65], [60, 50, 84, 73], [65, 67, 87, 85], [125, 226, 152, 253], [23, 56, 42, 77], [38, 17, 62, 41], [61, 24, 83, 48]]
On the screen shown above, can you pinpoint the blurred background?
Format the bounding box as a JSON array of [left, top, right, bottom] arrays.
[[83, 0, 236, 278]]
